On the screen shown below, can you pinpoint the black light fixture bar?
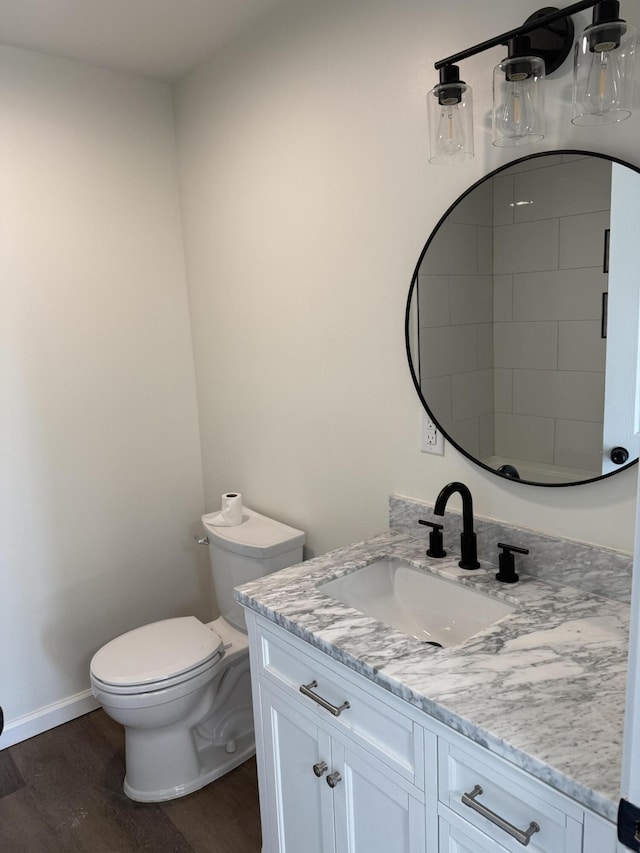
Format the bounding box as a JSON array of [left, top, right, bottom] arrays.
[[434, 0, 601, 69]]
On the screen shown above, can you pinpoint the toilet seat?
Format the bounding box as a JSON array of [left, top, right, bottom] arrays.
[[90, 616, 224, 694]]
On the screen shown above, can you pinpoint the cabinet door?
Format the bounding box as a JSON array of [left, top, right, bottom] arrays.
[[260, 683, 336, 853], [331, 741, 426, 853]]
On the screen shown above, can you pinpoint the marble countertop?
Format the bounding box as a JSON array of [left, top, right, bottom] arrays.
[[235, 531, 629, 822]]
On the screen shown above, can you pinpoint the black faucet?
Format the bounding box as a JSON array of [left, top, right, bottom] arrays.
[[433, 481, 480, 570]]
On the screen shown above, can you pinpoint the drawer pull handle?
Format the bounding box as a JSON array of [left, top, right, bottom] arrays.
[[461, 784, 540, 847], [326, 771, 342, 788], [313, 761, 328, 777], [299, 680, 351, 717]]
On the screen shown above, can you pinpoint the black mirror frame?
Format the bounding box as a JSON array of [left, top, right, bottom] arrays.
[[405, 149, 639, 488]]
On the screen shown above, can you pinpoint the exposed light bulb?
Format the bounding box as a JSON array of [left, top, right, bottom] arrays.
[[435, 102, 466, 158], [492, 47, 545, 148], [498, 77, 537, 140], [584, 47, 623, 116]]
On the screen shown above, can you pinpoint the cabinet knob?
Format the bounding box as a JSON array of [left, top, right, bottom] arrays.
[[312, 761, 328, 777], [326, 771, 342, 788]]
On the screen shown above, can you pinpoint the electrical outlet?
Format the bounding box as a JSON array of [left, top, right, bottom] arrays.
[[420, 409, 444, 455]]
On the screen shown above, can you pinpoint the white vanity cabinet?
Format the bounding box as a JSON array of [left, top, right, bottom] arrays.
[[245, 611, 617, 853], [251, 613, 428, 853], [259, 681, 428, 852], [260, 683, 427, 851]]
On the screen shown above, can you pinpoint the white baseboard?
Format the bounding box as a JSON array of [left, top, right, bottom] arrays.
[[0, 689, 100, 749]]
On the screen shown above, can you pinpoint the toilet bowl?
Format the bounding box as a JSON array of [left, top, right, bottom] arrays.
[[90, 508, 304, 802]]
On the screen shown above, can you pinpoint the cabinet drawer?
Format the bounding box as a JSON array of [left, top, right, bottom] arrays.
[[438, 808, 509, 853], [256, 620, 422, 784], [438, 738, 582, 853]]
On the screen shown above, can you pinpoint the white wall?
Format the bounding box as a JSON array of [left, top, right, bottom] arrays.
[[174, 0, 640, 558], [0, 46, 207, 742]]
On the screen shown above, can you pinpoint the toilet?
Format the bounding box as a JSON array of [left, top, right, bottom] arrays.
[[90, 507, 304, 803]]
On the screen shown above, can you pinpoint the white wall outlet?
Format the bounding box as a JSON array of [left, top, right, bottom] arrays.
[[420, 409, 444, 455]]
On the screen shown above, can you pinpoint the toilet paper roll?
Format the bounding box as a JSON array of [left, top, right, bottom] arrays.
[[208, 492, 243, 526]]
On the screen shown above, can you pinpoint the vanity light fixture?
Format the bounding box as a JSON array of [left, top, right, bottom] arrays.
[[428, 0, 636, 163], [427, 65, 474, 164], [493, 36, 546, 146], [572, 0, 637, 124]]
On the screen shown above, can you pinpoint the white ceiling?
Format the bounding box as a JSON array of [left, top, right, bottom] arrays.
[[0, 0, 288, 81]]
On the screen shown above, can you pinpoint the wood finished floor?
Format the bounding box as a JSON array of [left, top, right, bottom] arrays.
[[0, 710, 262, 852]]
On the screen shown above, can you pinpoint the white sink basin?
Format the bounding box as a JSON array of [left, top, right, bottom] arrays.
[[318, 558, 515, 647]]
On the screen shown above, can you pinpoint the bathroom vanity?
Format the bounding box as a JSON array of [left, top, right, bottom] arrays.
[[236, 497, 630, 853]]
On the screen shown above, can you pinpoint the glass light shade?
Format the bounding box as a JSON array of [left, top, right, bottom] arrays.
[[492, 55, 546, 147], [428, 81, 474, 165], [572, 20, 637, 125]]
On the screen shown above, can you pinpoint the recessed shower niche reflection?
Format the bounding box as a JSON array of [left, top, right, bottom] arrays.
[[406, 152, 640, 486]]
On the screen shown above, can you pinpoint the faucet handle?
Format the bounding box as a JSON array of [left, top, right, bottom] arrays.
[[495, 542, 529, 583], [418, 519, 446, 558]]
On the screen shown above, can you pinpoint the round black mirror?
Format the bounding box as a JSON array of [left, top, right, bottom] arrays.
[[406, 150, 639, 486]]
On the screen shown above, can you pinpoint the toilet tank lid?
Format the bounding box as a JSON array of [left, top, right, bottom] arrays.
[[90, 617, 223, 686], [202, 507, 305, 558]]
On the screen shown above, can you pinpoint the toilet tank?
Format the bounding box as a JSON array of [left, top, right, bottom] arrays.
[[202, 507, 305, 632]]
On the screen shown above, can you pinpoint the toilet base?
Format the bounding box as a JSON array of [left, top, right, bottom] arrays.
[[123, 732, 256, 802], [119, 648, 255, 802]]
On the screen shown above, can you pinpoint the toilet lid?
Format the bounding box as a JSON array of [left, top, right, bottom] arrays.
[[91, 616, 224, 687]]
